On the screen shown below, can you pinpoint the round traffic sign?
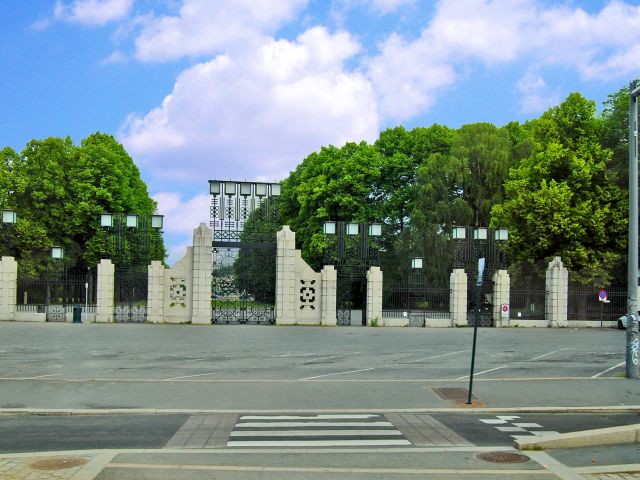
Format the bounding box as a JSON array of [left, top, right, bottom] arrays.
[[599, 289, 607, 301]]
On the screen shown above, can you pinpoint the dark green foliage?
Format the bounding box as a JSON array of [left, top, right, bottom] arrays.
[[492, 93, 627, 284], [1, 133, 163, 275]]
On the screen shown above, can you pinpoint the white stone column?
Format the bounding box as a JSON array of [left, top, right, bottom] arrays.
[[147, 261, 164, 323], [96, 259, 115, 323], [450, 269, 468, 326], [321, 265, 337, 326], [0, 256, 17, 321], [492, 270, 510, 327], [191, 223, 213, 325], [546, 256, 568, 327], [276, 226, 296, 325], [366, 266, 383, 326]]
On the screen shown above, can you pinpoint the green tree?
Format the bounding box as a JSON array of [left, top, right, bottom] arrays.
[[600, 83, 637, 188], [6, 133, 163, 274], [280, 142, 384, 269], [410, 123, 512, 283], [492, 93, 627, 283]]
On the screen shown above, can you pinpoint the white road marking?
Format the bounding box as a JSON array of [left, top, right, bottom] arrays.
[[513, 423, 542, 428], [532, 431, 560, 437], [527, 348, 570, 361], [299, 368, 374, 381], [230, 430, 403, 437], [496, 426, 527, 432], [235, 421, 394, 428], [306, 355, 344, 362], [591, 361, 625, 378], [406, 350, 470, 363], [241, 415, 378, 420], [162, 372, 217, 381], [496, 416, 521, 421], [455, 365, 508, 380], [31, 374, 60, 378], [479, 419, 508, 424], [227, 439, 412, 447]]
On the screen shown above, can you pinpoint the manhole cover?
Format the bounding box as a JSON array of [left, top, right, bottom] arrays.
[[29, 457, 88, 471], [476, 452, 530, 464], [433, 387, 476, 401]]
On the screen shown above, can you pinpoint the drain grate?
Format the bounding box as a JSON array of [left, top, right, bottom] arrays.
[[476, 452, 530, 464], [433, 387, 476, 401]]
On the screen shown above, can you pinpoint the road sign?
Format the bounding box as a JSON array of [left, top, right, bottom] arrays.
[[598, 289, 607, 302], [501, 304, 509, 317]]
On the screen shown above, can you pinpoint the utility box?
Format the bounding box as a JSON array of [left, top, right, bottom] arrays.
[[72, 305, 82, 323]]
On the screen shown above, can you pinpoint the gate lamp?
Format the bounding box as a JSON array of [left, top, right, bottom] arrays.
[[51, 246, 64, 259], [411, 257, 423, 269], [368, 223, 382, 236], [323, 221, 336, 235], [2, 210, 16, 224], [452, 227, 466, 239]]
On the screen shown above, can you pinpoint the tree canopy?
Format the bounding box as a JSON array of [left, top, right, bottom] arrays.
[[1, 133, 163, 275], [491, 93, 627, 283]]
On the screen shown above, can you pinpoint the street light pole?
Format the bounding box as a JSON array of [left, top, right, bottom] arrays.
[[627, 80, 640, 378]]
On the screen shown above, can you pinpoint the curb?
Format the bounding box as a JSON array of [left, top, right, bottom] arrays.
[[516, 423, 640, 450], [1, 406, 639, 416]]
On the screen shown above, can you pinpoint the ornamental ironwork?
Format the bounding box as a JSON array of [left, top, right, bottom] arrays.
[[209, 180, 280, 325], [323, 221, 383, 326]]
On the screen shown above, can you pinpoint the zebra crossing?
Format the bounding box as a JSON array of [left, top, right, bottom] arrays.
[[227, 414, 412, 447]]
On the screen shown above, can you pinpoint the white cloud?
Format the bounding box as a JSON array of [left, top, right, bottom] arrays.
[[154, 192, 211, 234], [133, 0, 308, 62], [516, 71, 559, 114], [366, 0, 640, 119], [121, 27, 379, 185], [370, 0, 414, 14], [54, 0, 133, 25], [99, 50, 127, 65]]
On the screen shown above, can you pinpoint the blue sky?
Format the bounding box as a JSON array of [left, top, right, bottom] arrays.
[[1, 0, 639, 264]]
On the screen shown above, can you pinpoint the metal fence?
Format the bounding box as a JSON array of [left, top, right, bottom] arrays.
[[567, 284, 626, 322], [509, 289, 546, 320], [382, 283, 450, 325], [16, 271, 97, 322]]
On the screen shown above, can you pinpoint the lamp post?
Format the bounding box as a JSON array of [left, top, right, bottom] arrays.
[[323, 221, 383, 326], [99, 213, 164, 266], [0, 209, 17, 256], [627, 80, 640, 379]]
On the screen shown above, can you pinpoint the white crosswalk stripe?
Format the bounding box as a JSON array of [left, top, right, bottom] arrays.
[[227, 414, 412, 448]]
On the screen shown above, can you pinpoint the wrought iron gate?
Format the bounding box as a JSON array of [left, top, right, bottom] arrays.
[[336, 273, 367, 326], [114, 266, 148, 322], [209, 180, 279, 325], [323, 221, 381, 326]]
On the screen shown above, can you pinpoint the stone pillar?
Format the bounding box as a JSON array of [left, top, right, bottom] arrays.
[[450, 269, 467, 326], [0, 256, 17, 321], [492, 270, 510, 327], [276, 226, 296, 325], [366, 266, 383, 326], [147, 261, 164, 323], [191, 223, 213, 325], [96, 259, 115, 323], [546, 256, 568, 327], [321, 265, 337, 326]]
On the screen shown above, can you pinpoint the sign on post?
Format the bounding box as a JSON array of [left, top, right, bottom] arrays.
[[501, 304, 509, 318], [599, 289, 609, 303]]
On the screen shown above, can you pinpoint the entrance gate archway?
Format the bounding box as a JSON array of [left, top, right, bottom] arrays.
[[209, 180, 280, 325]]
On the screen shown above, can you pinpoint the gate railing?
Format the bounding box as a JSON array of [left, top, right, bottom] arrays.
[[509, 289, 546, 320], [382, 284, 450, 325], [17, 271, 97, 321], [567, 284, 626, 322]]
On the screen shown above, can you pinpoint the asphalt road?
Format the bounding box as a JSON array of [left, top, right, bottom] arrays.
[[0, 412, 638, 453], [0, 323, 635, 410]]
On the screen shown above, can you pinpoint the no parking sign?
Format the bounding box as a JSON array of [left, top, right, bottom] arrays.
[[501, 304, 509, 317]]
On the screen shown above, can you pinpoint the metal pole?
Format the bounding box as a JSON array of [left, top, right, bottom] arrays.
[[627, 80, 640, 378], [467, 257, 485, 404]]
